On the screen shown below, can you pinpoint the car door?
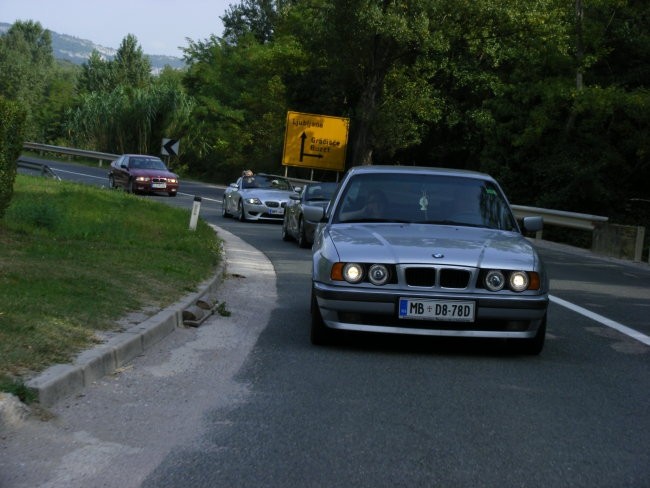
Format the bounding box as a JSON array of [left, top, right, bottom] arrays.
[[225, 178, 243, 214], [112, 155, 129, 187]]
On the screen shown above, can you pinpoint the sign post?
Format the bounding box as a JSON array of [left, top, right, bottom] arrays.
[[282, 111, 349, 172]]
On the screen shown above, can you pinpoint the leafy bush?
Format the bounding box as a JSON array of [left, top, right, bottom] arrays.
[[0, 96, 27, 219]]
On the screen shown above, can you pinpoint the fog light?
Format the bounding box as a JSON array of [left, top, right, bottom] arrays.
[[485, 270, 505, 291], [368, 264, 390, 285]]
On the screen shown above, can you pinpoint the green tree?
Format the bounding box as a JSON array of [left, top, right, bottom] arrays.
[[113, 34, 152, 88], [77, 50, 116, 93], [0, 20, 54, 139], [182, 31, 305, 180], [221, 0, 278, 44]]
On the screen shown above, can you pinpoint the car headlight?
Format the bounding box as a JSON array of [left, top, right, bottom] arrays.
[[483, 270, 539, 292], [342, 263, 364, 284], [368, 264, 390, 286], [245, 198, 262, 205], [509, 271, 529, 292], [168, 178, 178, 184], [135, 176, 150, 182], [484, 270, 505, 291]]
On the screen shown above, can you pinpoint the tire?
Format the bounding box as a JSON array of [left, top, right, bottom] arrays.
[[310, 287, 334, 345], [237, 200, 247, 222], [168, 192, 177, 197], [281, 217, 291, 241], [127, 179, 135, 194], [222, 197, 231, 218], [297, 218, 309, 248], [108, 174, 117, 189], [517, 314, 547, 355]]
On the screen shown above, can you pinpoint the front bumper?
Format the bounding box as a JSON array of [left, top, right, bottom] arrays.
[[243, 203, 285, 221], [313, 281, 549, 339]]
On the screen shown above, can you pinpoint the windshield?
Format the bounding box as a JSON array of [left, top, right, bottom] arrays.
[[242, 175, 293, 190], [304, 182, 338, 201], [129, 157, 167, 170], [333, 172, 518, 231]]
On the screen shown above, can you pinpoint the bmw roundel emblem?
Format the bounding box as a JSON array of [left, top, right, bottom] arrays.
[[432, 253, 444, 259]]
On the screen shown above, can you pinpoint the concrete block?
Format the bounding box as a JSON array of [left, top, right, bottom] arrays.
[[26, 364, 83, 407]]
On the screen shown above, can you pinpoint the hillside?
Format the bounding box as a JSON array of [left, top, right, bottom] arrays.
[[0, 22, 185, 72]]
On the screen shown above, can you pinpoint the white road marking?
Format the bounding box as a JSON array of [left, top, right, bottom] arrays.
[[53, 168, 105, 179], [550, 294, 650, 346]]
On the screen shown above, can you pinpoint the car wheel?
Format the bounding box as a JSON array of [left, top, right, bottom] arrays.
[[516, 314, 547, 355], [168, 192, 177, 197], [310, 287, 334, 346], [222, 197, 231, 218], [127, 179, 135, 194], [281, 217, 291, 241], [237, 200, 247, 222], [297, 218, 309, 248], [108, 174, 117, 189]]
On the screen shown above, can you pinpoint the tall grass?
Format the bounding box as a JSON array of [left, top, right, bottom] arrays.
[[0, 176, 221, 395]]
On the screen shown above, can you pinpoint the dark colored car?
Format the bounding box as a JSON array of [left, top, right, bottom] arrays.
[[108, 154, 179, 197], [305, 165, 549, 354], [282, 182, 339, 248]]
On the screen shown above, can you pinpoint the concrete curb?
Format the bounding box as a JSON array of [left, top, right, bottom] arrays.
[[24, 225, 228, 408]]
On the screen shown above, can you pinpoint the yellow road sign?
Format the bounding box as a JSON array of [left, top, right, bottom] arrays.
[[282, 111, 350, 171]]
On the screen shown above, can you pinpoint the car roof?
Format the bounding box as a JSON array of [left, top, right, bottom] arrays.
[[122, 154, 162, 158], [344, 165, 496, 182]]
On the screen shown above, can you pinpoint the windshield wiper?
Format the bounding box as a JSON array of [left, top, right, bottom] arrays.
[[422, 219, 491, 229]]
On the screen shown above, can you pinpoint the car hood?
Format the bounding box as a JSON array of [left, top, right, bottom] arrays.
[[130, 169, 178, 178], [327, 223, 539, 269]]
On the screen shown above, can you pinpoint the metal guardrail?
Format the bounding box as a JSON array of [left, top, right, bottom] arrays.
[[511, 205, 608, 232], [23, 142, 118, 166], [16, 158, 62, 181]]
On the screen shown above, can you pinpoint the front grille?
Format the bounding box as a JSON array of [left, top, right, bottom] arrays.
[[266, 201, 279, 208], [405, 268, 436, 286], [404, 267, 471, 289], [152, 177, 166, 183], [440, 269, 471, 288]]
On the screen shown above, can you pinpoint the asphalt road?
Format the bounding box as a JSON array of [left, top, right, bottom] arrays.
[[3, 159, 649, 487]]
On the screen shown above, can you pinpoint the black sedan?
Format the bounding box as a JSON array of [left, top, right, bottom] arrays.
[[108, 154, 179, 197], [282, 182, 338, 247]]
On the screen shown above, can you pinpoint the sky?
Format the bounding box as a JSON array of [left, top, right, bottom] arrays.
[[1, 0, 233, 57]]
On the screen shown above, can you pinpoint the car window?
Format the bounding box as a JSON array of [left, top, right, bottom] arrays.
[[129, 158, 144, 169], [143, 158, 167, 170], [333, 173, 517, 230], [253, 175, 292, 190], [305, 183, 337, 201]]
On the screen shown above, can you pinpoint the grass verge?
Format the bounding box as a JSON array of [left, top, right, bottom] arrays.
[[0, 175, 222, 401]]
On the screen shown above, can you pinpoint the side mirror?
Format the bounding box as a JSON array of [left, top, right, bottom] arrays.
[[230, 183, 238, 189], [290, 194, 301, 201], [303, 205, 326, 223], [522, 216, 543, 233]]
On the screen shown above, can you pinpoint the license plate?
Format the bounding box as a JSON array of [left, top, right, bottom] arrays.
[[268, 208, 284, 215], [399, 298, 475, 322], [152, 183, 167, 189]]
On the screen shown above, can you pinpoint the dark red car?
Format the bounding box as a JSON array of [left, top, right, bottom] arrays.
[[108, 154, 179, 197]]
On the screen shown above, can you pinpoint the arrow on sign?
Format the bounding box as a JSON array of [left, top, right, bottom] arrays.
[[299, 132, 323, 162], [162, 138, 179, 157]]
